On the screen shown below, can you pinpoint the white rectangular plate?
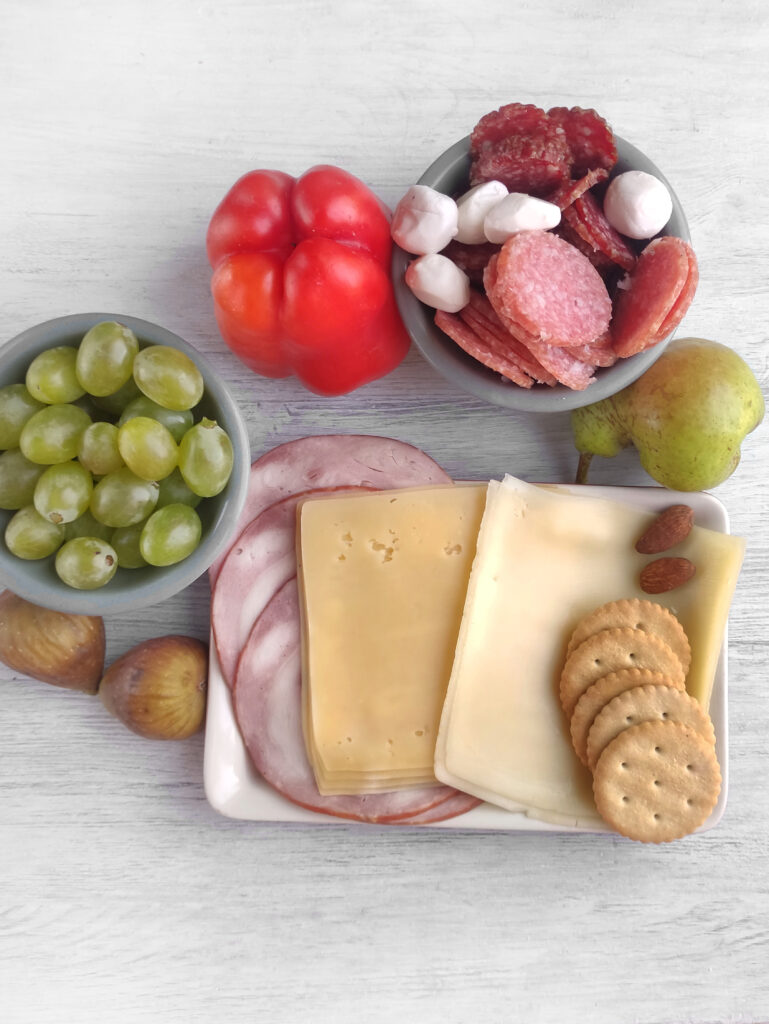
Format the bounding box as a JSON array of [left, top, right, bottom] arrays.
[[204, 484, 730, 832]]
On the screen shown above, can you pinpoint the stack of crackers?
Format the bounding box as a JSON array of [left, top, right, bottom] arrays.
[[559, 599, 721, 843]]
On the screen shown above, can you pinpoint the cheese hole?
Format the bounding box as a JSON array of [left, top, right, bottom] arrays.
[[338, 554, 346, 561], [346, 737, 352, 743], [414, 729, 424, 737]]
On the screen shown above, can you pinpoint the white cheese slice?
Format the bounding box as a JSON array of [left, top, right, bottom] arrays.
[[435, 475, 744, 826]]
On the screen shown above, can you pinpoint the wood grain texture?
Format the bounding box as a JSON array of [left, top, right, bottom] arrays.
[[1, 1, 768, 1022]]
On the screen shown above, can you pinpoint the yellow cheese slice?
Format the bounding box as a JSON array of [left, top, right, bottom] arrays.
[[297, 483, 487, 795], [435, 475, 744, 826]]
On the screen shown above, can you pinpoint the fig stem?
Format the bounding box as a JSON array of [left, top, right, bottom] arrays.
[[575, 452, 593, 485]]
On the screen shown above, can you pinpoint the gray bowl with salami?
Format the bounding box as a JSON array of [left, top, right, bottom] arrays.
[[392, 118, 693, 412]]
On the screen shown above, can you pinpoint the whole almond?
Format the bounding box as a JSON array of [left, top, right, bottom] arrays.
[[640, 557, 696, 594], [636, 505, 694, 554]]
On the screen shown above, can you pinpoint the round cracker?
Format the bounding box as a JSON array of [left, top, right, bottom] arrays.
[[566, 598, 691, 675], [570, 669, 676, 766], [586, 684, 716, 771], [593, 720, 721, 843], [559, 627, 685, 719]]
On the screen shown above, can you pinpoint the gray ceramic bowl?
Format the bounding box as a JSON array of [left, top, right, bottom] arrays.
[[392, 135, 691, 412], [0, 313, 250, 614]]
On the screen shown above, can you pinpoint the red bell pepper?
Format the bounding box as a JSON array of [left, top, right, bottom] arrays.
[[206, 165, 410, 396]]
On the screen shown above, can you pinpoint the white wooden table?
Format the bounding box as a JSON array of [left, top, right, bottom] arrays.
[[2, 2, 768, 1021]]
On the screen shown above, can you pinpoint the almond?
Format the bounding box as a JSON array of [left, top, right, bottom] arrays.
[[635, 505, 694, 554], [640, 557, 696, 594]]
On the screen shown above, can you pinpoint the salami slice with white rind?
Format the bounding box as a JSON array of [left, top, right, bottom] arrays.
[[210, 435, 452, 584], [233, 579, 472, 824]]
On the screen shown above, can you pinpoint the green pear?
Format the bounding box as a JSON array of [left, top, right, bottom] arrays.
[[572, 338, 765, 490]]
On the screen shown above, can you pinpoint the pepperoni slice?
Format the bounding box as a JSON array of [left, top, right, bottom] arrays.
[[611, 237, 691, 358], [470, 102, 551, 152], [434, 309, 534, 387], [547, 106, 618, 176], [440, 240, 500, 285], [470, 130, 571, 196], [547, 167, 610, 211], [564, 192, 637, 272], [489, 231, 612, 346], [233, 579, 473, 825], [210, 436, 452, 583], [462, 291, 557, 384], [650, 241, 699, 344]]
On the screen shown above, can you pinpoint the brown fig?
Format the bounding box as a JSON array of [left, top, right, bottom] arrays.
[[0, 590, 105, 692], [99, 635, 207, 739]]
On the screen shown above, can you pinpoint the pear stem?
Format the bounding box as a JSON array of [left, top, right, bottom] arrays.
[[575, 452, 593, 485]]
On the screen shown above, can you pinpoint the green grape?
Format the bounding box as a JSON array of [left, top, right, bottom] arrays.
[[0, 449, 46, 510], [91, 376, 141, 416], [140, 503, 202, 566], [118, 396, 193, 443], [64, 510, 114, 543], [90, 468, 159, 527], [178, 418, 233, 497], [33, 462, 93, 524], [0, 385, 45, 448], [117, 416, 178, 481], [55, 537, 118, 589], [111, 521, 148, 568], [75, 321, 139, 396], [19, 404, 91, 464], [26, 346, 84, 404], [78, 422, 124, 475], [5, 505, 65, 559], [156, 467, 202, 509], [132, 346, 204, 411]]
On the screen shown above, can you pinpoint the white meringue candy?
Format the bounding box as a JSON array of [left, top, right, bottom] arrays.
[[603, 170, 673, 240], [404, 254, 471, 313], [455, 180, 509, 244], [483, 193, 561, 244], [391, 185, 458, 255]]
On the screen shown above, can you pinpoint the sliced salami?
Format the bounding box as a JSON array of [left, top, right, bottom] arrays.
[[488, 231, 612, 346], [233, 579, 473, 825], [650, 241, 699, 344], [212, 487, 372, 688], [547, 167, 610, 211], [210, 435, 452, 583], [461, 291, 557, 384], [547, 106, 618, 176], [440, 240, 500, 285], [434, 309, 534, 388], [564, 192, 637, 272], [470, 102, 551, 153], [470, 130, 571, 196], [611, 236, 691, 358]]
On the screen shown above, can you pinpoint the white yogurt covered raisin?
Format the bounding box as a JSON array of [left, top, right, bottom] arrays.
[[455, 180, 509, 244], [404, 254, 470, 313], [603, 170, 673, 240], [483, 193, 561, 244], [391, 185, 458, 255]]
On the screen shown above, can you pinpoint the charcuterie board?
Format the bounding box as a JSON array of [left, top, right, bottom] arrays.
[[203, 483, 731, 833]]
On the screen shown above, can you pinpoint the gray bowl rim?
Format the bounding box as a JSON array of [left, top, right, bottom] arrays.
[[392, 133, 691, 413], [0, 312, 250, 614]]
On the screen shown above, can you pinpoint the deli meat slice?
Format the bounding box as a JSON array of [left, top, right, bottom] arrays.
[[434, 309, 535, 388], [440, 240, 500, 285], [611, 236, 693, 358], [547, 167, 609, 211], [563, 192, 637, 273], [470, 102, 551, 151], [212, 488, 371, 688], [487, 232, 612, 347], [547, 106, 618, 176], [650, 240, 699, 345], [210, 435, 452, 583], [233, 579, 475, 825]]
